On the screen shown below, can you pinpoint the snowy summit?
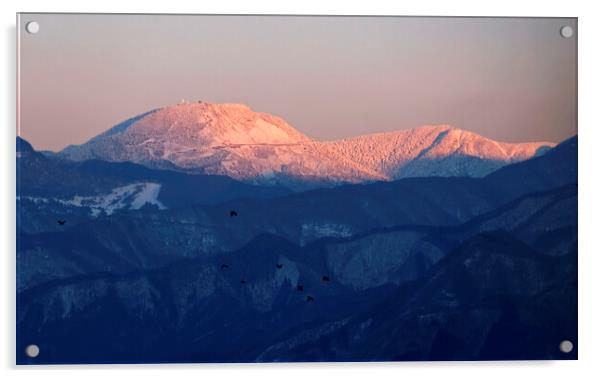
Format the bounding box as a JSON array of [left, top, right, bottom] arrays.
[[60, 102, 555, 188]]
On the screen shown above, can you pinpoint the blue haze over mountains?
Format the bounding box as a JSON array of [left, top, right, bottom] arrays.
[[16, 107, 577, 363]]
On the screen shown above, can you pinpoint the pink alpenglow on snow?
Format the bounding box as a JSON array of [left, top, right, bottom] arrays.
[[60, 103, 556, 188]]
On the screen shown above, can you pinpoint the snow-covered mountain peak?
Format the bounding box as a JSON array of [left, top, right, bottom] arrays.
[[59, 103, 556, 188], [121, 102, 311, 147]]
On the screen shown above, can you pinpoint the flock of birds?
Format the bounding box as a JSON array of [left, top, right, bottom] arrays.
[[226, 209, 327, 302], [219, 260, 330, 302], [57, 209, 329, 302]]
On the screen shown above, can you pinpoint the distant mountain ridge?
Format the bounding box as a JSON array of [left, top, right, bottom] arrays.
[[322, 125, 553, 179], [58, 102, 555, 188], [16, 137, 289, 233], [17, 181, 577, 362], [18, 137, 576, 291], [17, 120, 577, 364]]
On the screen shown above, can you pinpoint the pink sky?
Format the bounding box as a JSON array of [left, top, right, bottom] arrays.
[[18, 14, 577, 151]]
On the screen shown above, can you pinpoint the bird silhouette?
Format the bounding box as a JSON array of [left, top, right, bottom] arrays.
[[220, 264, 229, 269], [230, 210, 238, 217], [57, 220, 66, 226], [296, 285, 304, 292], [322, 275, 330, 282], [240, 279, 247, 284], [306, 295, 315, 302], [276, 264, 283, 269]]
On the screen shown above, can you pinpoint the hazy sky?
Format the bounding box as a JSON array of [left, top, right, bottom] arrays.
[[18, 14, 577, 151]]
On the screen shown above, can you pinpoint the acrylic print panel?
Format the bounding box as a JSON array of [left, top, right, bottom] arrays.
[[16, 13, 577, 364]]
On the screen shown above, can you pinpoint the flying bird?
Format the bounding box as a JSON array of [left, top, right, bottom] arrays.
[[306, 295, 315, 302], [296, 285, 304, 292], [220, 264, 229, 269], [276, 264, 283, 269], [322, 275, 330, 282], [230, 210, 238, 217], [57, 220, 66, 226]]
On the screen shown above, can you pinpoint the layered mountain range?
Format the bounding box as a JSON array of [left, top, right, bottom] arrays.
[[58, 103, 554, 188], [16, 102, 577, 363]]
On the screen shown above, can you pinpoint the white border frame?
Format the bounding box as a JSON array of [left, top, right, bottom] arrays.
[[3, 1, 600, 377]]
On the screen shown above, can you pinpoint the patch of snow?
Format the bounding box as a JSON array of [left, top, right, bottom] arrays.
[[21, 183, 166, 217], [301, 223, 353, 245], [129, 183, 164, 210]]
